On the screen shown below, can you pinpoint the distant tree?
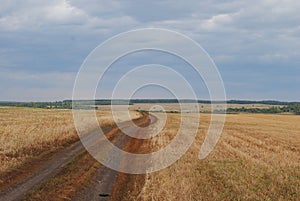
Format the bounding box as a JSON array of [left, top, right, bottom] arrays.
[[292, 104, 300, 115]]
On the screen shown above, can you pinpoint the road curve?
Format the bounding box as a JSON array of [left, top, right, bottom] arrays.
[[0, 113, 154, 201]]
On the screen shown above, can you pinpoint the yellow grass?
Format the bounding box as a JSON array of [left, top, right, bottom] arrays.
[[139, 113, 300, 201], [1, 106, 299, 200], [0, 107, 140, 175]]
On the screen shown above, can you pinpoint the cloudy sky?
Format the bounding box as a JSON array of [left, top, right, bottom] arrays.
[[1, 0, 300, 101]]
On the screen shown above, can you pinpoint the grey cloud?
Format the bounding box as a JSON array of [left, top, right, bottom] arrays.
[[0, 0, 300, 100]]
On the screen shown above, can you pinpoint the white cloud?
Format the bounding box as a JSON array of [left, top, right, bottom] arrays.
[[45, 0, 88, 23], [0, 0, 136, 32], [201, 13, 235, 30]]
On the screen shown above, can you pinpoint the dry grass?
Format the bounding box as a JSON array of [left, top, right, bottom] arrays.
[[138, 113, 300, 201], [0, 107, 140, 176], [22, 112, 150, 201], [1, 106, 299, 200]]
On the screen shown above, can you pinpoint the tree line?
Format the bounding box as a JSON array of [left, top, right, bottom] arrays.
[[227, 103, 300, 115]]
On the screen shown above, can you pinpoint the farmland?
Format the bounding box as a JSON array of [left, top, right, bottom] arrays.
[[0, 106, 299, 200], [134, 112, 300, 201], [0, 107, 140, 190]]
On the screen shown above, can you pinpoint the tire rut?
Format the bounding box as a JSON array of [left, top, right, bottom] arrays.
[[0, 115, 149, 201], [74, 114, 157, 201]]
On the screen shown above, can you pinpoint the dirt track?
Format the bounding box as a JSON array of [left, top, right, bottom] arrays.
[[0, 113, 156, 201], [75, 114, 157, 201]]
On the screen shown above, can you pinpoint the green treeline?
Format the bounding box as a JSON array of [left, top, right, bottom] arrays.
[[0, 101, 73, 109], [227, 103, 300, 115]]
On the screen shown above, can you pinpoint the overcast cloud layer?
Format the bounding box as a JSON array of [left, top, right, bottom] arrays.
[[1, 0, 300, 101]]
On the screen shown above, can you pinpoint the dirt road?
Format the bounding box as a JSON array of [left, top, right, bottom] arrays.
[[0, 113, 156, 201], [75, 114, 157, 201]]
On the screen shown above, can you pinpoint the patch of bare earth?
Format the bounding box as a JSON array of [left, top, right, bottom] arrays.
[[0, 107, 140, 196], [20, 113, 149, 201]]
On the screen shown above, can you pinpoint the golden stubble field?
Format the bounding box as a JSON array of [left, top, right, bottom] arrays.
[[137, 112, 300, 201], [0, 107, 140, 176], [1, 106, 299, 201]]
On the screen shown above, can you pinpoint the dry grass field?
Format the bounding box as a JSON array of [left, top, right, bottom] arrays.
[[1, 106, 299, 200], [135, 113, 300, 201], [0, 107, 140, 178]]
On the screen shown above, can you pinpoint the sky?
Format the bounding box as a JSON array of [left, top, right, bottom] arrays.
[[1, 0, 300, 101]]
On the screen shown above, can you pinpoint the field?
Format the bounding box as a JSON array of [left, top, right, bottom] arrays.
[[0, 106, 299, 200], [135, 112, 300, 200], [0, 107, 140, 188]]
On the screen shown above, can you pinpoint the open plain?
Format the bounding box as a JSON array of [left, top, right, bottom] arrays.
[[0, 106, 299, 200]]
